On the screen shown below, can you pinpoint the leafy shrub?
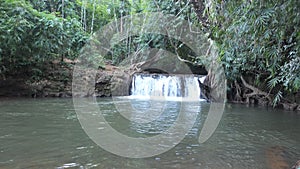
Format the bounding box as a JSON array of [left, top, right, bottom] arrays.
[[0, 0, 87, 78]]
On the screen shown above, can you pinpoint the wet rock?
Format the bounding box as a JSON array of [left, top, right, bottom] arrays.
[[282, 103, 298, 111], [265, 146, 289, 169]]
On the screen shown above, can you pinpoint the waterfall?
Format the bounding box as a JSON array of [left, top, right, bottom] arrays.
[[130, 74, 205, 101]]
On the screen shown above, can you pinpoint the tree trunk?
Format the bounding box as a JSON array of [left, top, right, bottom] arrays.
[[91, 0, 96, 33]]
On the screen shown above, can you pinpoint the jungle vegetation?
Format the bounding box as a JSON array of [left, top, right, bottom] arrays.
[[0, 0, 299, 108]]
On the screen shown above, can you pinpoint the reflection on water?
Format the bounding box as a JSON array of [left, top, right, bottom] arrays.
[[0, 98, 299, 169]]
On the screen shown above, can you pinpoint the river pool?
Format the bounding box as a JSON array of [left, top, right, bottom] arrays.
[[0, 98, 299, 169]]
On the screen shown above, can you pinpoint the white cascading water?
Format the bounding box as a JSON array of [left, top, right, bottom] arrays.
[[130, 74, 206, 101]]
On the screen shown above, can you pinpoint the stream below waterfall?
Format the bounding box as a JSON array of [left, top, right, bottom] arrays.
[[0, 97, 299, 169]]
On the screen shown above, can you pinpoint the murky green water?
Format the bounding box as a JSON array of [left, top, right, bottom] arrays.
[[0, 98, 299, 169]]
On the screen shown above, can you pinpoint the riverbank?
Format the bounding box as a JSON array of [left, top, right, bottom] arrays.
[[0, 61, 131, 98], [0, 61, 299, 112]]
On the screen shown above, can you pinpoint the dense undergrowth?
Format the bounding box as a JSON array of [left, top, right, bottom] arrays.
[[0, 0, 299, 109]]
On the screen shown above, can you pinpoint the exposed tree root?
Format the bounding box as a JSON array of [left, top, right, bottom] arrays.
[[234, 80, 242, 102], [240, 76, 272, 104], [231, 76, 300, 111]]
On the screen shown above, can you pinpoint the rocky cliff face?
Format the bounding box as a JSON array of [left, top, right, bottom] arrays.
[[0, 63, 131, 98]]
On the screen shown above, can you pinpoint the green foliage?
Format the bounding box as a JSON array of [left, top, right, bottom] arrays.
[[208, 0, 300, 104], [0, 0, 153, 79], [0, 0, 87, 78], [107, 0, 201, 65], [1, 0, 298, 106]]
